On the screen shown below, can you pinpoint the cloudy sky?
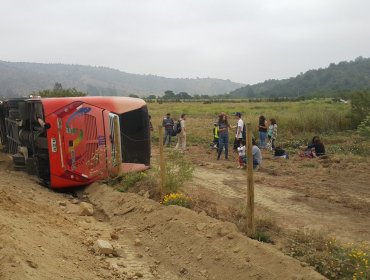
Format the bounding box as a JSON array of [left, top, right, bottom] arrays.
[[1, 0, 369, 84]]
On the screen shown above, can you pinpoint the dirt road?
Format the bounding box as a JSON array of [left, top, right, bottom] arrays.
[[186, 148, 370, 244]]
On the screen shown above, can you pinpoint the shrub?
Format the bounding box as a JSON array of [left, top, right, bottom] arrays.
[[105, 172, 148, 192], [164, 150, 194, 193], [254, 229, 272, 243], [162, 193, 192, 208], [287, 229, 370, 280], [351, 91, 370, 128], [357, 113, 370, 137]]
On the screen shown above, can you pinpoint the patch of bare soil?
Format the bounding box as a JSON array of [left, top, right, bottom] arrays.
[[184, 146, 370, 244], [0, 152, 325, 280]]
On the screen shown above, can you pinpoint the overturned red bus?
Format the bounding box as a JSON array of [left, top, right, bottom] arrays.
[[0, 97, 150, 189]]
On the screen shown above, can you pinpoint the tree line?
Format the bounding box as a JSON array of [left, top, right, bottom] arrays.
[[227, 56, 370, 99]]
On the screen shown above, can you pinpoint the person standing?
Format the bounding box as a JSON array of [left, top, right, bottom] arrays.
[[233, 112, 244, 151], [217, 113, 231, 160], [162, 113, 174, 146], [267, 118, 278, 150], [258, 115, 268, 148], [175, 114, 187, 151], [212, 122, 219, 149]]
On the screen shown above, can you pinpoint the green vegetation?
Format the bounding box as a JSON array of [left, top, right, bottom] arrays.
[[351, 90, 370, 128], [150, 100, 349, 141], [37, 82, 87, 97], [104, 171, 158, 193], [228, 57, 370, 98], [0, 61, 242, 97], [358, 114, 370, 137], [287, 229, 369, 280], [163, 151, 194, 193], [149, 99, 370, 157], [2, 58, 370, 99]]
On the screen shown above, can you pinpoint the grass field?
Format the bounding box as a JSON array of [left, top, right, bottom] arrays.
[[148, 99, 370, 156]]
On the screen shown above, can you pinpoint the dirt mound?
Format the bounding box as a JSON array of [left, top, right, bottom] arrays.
[[87, 182, 325, 280], [0, 159, 325, 280]]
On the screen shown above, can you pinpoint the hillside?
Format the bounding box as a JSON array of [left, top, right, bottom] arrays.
[[0, 61, 244, 97], [229, 56, 370, 98]]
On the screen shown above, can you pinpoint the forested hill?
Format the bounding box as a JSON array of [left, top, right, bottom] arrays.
[[0, 61, 244, 97], [228, 57, 370, 98]]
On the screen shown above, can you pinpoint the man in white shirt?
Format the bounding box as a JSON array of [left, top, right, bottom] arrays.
[[233, 112, 244, 151]]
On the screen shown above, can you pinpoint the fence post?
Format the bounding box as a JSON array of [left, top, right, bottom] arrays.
[[158, 125, 165, 195], [246, 123, 255, 237]]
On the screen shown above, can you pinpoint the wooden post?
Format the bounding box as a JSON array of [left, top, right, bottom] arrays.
[[158, 125, 165, 195], [246, 123, 255, 237]]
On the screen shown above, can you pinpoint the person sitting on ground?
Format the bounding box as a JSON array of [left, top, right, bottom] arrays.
[[300, 136, 326, 158], [244, 138, 262, 169], [251, 138, 262, 168], [237, 140, 246, 169]]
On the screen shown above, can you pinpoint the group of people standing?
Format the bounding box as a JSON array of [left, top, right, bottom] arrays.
[[258, 115, 278, 150], [156, 110, 325, 167], [162, 113, 187, 151], [213, 112, 264, 169]]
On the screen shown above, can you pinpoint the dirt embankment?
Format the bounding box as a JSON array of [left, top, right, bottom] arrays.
[[0, 153, 325, 279]]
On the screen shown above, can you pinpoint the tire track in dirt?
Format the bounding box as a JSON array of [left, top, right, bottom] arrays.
[[192, 167, 370, 242]]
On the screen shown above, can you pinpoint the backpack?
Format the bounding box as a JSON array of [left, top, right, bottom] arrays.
[[173, 120, 182, 135], [274, 147, 285, 157], [242, 124, 246, 140]]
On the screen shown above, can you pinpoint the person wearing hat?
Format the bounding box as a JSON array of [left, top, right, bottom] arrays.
[[233, 112, 244, 150]]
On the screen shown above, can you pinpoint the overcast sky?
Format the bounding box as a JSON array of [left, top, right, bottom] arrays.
[[1, 0, 370, 84]]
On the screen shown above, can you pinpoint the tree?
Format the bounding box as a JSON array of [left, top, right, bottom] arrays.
[[53, 82, 63, 92], [163, 90, 175, 99], [351, 90, 370, 128], [147, 94, 156, 99], [177, 92, 192, 99], [87, 84, 100, 96], [128, 94, 139, 98], [38, 83, 87, 97]]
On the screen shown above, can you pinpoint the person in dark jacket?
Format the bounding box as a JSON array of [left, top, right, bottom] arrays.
[[162, 113, 174, 146], [301, 136, 326, 158], [258, 115, 268, 148], [217, 113, 231, 160]]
